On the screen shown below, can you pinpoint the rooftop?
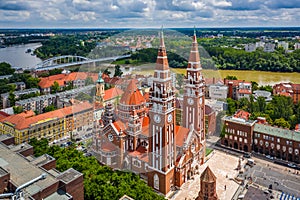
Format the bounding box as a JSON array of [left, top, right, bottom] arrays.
[[44, 189, 72, 200], [0, 142, 57, 196], [200, 166, 217, 182], [1, 101, 92, 130], [254, 123, 300, 142], [1, 88, 40, 98], [57, 168, 82, 184]]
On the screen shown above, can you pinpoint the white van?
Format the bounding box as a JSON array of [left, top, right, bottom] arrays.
[[247, 159, 255, 166]]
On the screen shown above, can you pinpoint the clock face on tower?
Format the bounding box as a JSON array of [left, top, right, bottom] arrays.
[[154, 114, 161, 123], [188, 98, 194, 105], [108, 134, 114, 142], [167, 114, 172, 123]]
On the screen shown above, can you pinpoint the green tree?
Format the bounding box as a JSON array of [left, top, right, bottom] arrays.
[[273, 118, 290, 129], [13, 106, 23, 114], [226, 98, 237, 115], [225, 75, 238, 80], [103, 68, 111, 76], [0, 62, 15, 75], [114, 65, 123, 77], [257, 96, 266, 113], [51, 81, 60, 93], [8, 91, 16, 107], [44, 105, 56, 112]]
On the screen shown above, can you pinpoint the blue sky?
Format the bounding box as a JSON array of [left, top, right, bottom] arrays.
[[0, 0, 299, 28]]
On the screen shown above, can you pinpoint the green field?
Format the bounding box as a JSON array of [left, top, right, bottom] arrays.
[[129, 64, 300, 85]]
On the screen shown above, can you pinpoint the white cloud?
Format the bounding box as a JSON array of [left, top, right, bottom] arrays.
[[0, 0, 299, 27]]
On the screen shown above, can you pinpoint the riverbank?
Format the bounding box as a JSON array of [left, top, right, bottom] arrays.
[[0, 43, 42, 69]]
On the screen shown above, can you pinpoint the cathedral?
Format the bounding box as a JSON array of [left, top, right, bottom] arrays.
[[92, 29, 206, 196]]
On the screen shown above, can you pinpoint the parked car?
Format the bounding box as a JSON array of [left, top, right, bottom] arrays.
[[287, 163, 297, 168], [266, 155, 274, 160], [243, 153, 251, 158]]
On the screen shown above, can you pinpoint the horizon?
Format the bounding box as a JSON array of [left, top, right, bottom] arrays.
[[1, 0, 299, 28]]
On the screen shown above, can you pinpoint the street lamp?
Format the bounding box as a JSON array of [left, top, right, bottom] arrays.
[[0, 173, 47, 200]]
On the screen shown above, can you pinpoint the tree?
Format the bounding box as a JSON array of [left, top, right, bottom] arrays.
[[225, 75, 238, 80], [51, 81, 60, 93], [0, 62, 15, 75], [226, 98, 237, 115], [29, 139, 165, 200], [251, 81, 259, 91], [13, 106, 23, 114], [103, 68, 111, 76], [257, 96, 266, 113], [273, 118, 290, 129], [85, 77, 94, 86], [44, 105, 56, 112], [8, 91, 16, 107], [114, 65, 123, 77]]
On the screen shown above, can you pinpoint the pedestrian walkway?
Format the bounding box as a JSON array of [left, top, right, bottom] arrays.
[[280, 192, 300, 200]]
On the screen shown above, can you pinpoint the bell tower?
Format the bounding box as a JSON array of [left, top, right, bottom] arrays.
[[95, 71, 105, 104], [148, 28, 176, 195], [182, 28, 205, 143]]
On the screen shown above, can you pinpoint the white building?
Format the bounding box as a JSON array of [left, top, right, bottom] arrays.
[[278, 41, 289, 50], [209, 84, 228, 100], [294, 43, 300, 50], [264, 43, 275, 52], [245, 44, 256, 52]]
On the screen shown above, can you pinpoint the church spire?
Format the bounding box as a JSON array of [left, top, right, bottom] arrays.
[[154, 26, 169, 72], [188, 26, 201, 69]]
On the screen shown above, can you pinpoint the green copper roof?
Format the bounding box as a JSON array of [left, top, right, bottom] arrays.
[[97, 71, 104, 83], [254, 123, 300, 142]]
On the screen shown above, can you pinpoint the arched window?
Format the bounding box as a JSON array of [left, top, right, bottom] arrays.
[[154, 174, 159, 190]]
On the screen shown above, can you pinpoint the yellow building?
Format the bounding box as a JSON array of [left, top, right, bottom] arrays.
[[0, 102, 93, 144]]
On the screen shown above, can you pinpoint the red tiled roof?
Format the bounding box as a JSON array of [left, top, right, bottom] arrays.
[[39, 72, 98, 89], [175, 125, 190, 147], [1, 102, 92, 130], [128, 146, 149, 163], [119, 79, 145, 106], [104, 87, 124, 101], [238, 89, 252, 94], [224, 79, 251, 86], [113, 120, 126, 132], [234, 110, 250, 120]]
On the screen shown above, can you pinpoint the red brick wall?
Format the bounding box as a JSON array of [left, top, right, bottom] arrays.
[[0, 173, 10, 194]]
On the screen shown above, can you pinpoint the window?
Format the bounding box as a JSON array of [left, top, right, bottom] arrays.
[[154, 174, 159, 190]]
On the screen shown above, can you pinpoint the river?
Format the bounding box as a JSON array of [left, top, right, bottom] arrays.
[[0, 43, 42, 69]]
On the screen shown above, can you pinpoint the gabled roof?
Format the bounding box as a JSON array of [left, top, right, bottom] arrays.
[[200, 166, 217, 182], [119, 80, 145, 106], [39, 72, 98, 89], [104, 87, 124, 101]]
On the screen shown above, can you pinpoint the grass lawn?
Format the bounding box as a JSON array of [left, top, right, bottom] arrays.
[[206, 148, 213, 156]]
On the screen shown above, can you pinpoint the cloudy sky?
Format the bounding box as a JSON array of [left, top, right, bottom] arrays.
[[0, 0, 299, 28]]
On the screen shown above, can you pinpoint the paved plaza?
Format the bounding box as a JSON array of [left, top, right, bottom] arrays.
[[171, 150, 242, 200]]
